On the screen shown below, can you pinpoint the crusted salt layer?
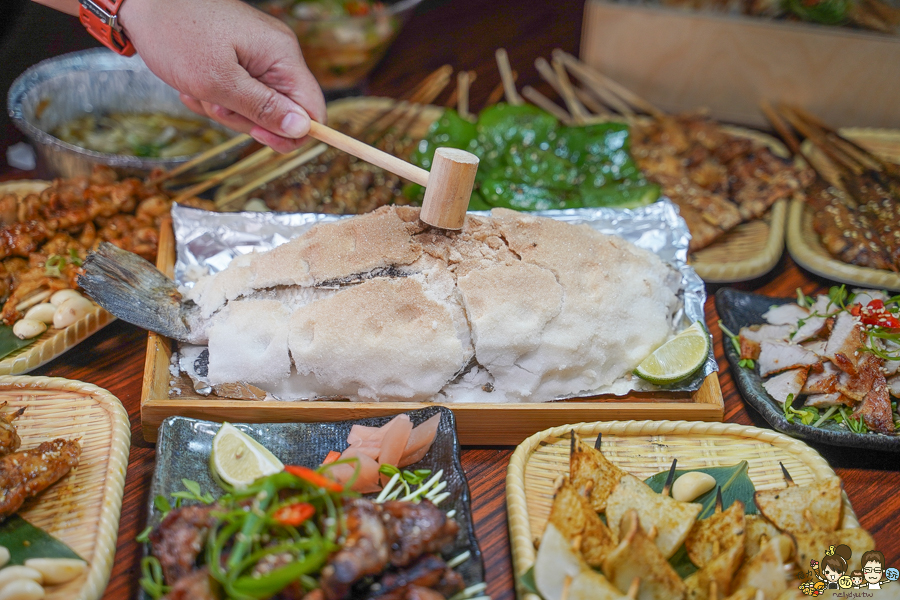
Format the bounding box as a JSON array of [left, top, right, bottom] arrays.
[[184, 206, 681, 402], [207, 299, 292, 386]]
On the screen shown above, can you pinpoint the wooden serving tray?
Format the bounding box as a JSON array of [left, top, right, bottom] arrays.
[[506, 420, 861, 600], [0, 376, 130, 600], [140, 217, 723, 444]]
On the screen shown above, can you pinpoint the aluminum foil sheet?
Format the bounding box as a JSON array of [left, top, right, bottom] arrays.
[[172, 200, 716, 398]]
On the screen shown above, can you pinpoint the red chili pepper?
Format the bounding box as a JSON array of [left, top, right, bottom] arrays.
[[868, 299, 885, 311], [322, 451, 341, 465], [273, 502, 315, 527], [285, 465, 343, 492], [344, 1, 370, 16], [850, 304, 861, 317]]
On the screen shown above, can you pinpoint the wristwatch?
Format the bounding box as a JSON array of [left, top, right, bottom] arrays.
[[78, 0, 136, 56]]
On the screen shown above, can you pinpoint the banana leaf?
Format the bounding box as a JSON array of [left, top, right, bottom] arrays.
[[645, 460, 758, 578], [0, 325, 37, 361], [0, 515, 82, 564]]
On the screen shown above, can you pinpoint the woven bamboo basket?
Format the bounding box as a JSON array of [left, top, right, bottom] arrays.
[[506, 420, 860, 600], [687, 127, 793, 283], [0, 376, 130, 600], [787, 128, 900, 291], [0, 181, 117, 375]]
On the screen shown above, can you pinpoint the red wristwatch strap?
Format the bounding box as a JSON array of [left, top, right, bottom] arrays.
[[79, 0, 136, 56]]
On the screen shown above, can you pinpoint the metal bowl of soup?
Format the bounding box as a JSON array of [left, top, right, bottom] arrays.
[[7, 48, 249, 178]]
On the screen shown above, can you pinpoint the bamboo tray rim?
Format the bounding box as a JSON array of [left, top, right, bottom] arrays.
[[506, 419, 860, 600], [0, 375, 130, 600], [787, 128, 900, 292]]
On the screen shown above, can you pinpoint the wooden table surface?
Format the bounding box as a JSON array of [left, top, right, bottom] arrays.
[[2, 1, 899, 599]]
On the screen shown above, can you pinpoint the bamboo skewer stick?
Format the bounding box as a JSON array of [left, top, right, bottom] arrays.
[[553, 50, 664, 118], [567, 69, 635, 118], [171, 146, 276, 203], [574, 87, 611, 117], [552, 58, 590, 123], [216, 144, 328, 210], [486, 71, 515, 107], [359, 65, 452, 139], [759, 100, 803, 157], [535, 57, 590, 121], [789, 105, 887, 172], [457, 71, 474, 120], [521, 86, 573, 124], [778, 106, 863, 175], [495, 49, 524, 106], [149, 133, 252, 186]]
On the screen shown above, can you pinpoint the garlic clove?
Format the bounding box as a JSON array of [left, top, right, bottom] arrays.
[[23, 559, 87, 586], [23, 304, 55, 325], [672, 472, 717, 503], [12, 319, 47, 340], [0, 566, 42, 588], [0, 578, 44, 600], [52, 297, 94, 329], [49, 289, 82, 308]]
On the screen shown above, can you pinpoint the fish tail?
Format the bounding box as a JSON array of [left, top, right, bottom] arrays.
[[77, 242, 196, 342]]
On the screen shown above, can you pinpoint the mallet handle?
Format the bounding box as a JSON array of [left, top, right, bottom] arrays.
[[308, 121, 430, 187]]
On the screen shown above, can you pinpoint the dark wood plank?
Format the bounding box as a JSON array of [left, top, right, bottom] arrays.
[[2, 1, 899, 599]]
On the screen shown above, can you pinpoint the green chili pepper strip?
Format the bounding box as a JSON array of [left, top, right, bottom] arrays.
[[229, 544, 332, 599], [226, 479, 277, 572]]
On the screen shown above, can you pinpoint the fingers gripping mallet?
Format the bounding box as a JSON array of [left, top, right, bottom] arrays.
[[307, 121, 479, 230]]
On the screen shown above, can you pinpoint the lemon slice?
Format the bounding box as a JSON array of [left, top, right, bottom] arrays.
[[634, 321, 710, 385], [210, 423, 284, 489]]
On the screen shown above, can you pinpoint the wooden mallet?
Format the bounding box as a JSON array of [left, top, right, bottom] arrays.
[[307, 121, 478, 230]]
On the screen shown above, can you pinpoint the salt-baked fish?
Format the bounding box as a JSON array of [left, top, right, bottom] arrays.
[[79, 206, 683, 402]]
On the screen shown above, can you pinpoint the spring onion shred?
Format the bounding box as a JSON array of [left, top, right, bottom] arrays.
[[425, 480, 448, 500], [431, 491, 451, 506], [376, 473, 401, 503], [401, 470, 445, 502], [446, 509, 457, 518], [448, 583, 489, 600], [813, 405, 840, 428], [446, 550, 471, 569]]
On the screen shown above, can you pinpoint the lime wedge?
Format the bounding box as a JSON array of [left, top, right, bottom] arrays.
[[634, 321, 710, 385], [209, 423, 284, 490]]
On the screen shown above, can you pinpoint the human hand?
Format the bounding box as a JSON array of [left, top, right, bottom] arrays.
[[119, 0, 326, 153]]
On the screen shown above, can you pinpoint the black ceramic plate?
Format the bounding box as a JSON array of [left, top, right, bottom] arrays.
[[145, 406, 484, 593], [716, 288, 900, 452]]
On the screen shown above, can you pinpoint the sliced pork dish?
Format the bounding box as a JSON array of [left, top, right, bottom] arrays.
[[728, 288, 900, 435]]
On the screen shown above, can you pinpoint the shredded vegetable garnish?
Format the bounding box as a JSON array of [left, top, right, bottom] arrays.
[[375, 464, 451, 504], [139, 556, 170, 600], [719, 321, 754, 369], [205, 471, 341, 600]]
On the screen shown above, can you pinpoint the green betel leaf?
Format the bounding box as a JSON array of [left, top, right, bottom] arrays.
[[644, 460, 758, 520], [645, 461, 758, 576], [0, 515, 82, 564], [519, 566, 540, 596], [666, 543, 697, 579], [0, 326, 37, 361]]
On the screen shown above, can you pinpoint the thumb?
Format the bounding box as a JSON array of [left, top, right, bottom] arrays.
[[218, 69, 312, 139]]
